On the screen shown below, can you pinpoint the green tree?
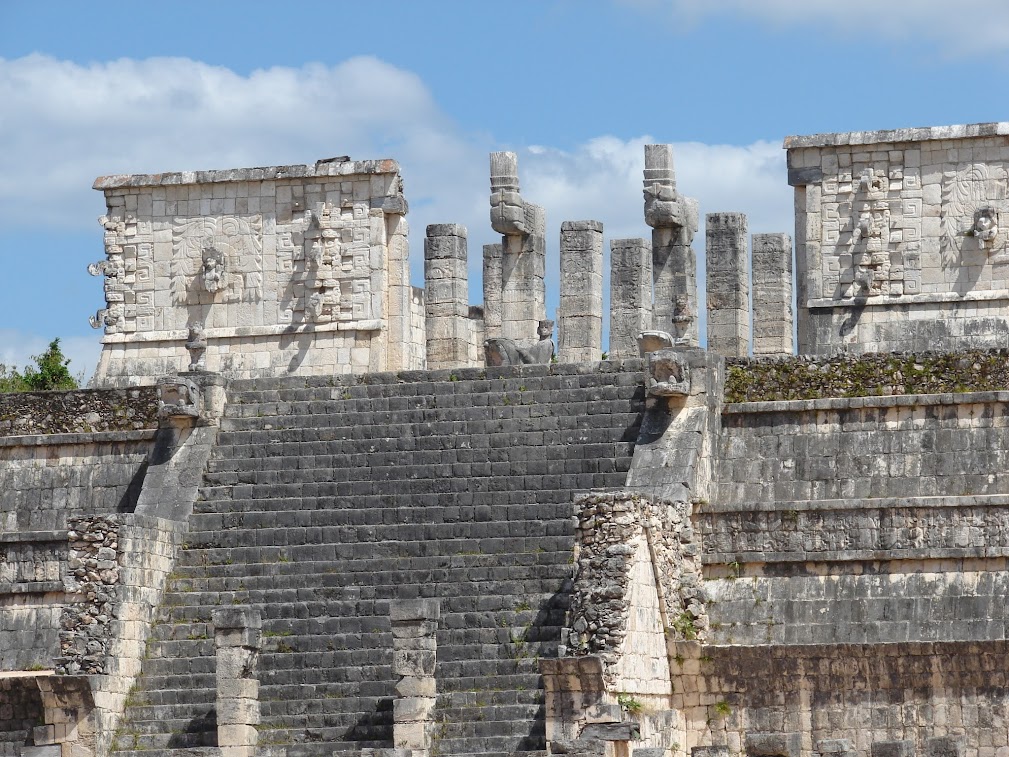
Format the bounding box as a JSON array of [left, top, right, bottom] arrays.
[[0, 339, 79, 393]]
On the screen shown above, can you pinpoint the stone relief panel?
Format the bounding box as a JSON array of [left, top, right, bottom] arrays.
[[819, 159, 922, 301], [171, 215, 264, 304], [810, 143, 1009, 307], [277, 201, 377, 325], [88, 214, 155, 334], [941, 163, 1008, 263]]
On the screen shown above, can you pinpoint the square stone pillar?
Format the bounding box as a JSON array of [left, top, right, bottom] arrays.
[[705, 213, 750, 357], [482, 243, 503, 340], [213, 607, 261, 757], [559, 221, 604, 363], [424, 224, 472, 370], [751, 232, 794, 355], [391, 599, 440, 754], [609, 238, 653, 360]]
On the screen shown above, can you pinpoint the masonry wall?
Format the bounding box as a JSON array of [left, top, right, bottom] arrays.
[[672, 640, 1009, 757], [687, 383, 1009, 756], [0, 389, 158, 673], [90, 160, 420, 386], [787, 123, 1009, 354], [0, 679, 43, 755]]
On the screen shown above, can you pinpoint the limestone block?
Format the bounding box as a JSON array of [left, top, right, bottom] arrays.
[[392, 649, 436, 677], [394, 677, 437, 698], [390, 599, 441, 623], [871, 741, 915, 757], [927, 737, 965, 757], [393, 696, 436, 723]]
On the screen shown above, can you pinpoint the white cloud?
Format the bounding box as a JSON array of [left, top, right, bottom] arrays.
[[622, 0, 1009, 55]]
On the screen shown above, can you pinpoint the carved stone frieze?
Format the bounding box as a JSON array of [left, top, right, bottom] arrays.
[[171, 215, 263, 304], [941, 163, 1008, 261], [287, 202, 373, 324]]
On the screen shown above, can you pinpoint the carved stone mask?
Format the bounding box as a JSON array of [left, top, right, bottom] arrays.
[[201, 247, 227, 293]]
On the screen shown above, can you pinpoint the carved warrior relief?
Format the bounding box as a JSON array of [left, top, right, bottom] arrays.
[[89, 215, 154, 334], [171, 216, 264, 304], [821, 162, 922, 300], [941, 163, 1008, 262], [279, 202, 376, 324]]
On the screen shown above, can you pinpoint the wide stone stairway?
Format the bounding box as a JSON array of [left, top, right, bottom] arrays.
[[110, 362, 644, 757]]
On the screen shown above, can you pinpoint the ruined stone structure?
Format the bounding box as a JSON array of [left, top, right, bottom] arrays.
[[7, 121, 1009, 757]]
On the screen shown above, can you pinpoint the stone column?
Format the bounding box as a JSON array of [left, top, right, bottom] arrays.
[[490, 151, 546, 342], [705, 213, 750, 357], [751, 232, 794, 355], [609, 238, 653, 360], [558, 220, 604, 363], [424, 224, 471, 370], [643, 144, 700, 346], [391, 599, 440, 753], [482, 243, 503, 340], [213, 607, 261, 757]]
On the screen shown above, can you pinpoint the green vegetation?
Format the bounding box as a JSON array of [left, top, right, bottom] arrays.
[[672, 611, 699, 640], [726, 349, 1009, 403], [0, 339, 79, 392], [617, 693, 643, 715]]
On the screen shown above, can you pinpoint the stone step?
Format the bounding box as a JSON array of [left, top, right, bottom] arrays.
[[223, 361, 643, 398], [429, 734, 547, 755], [167, 556, 572, 585], [184, 504, 579, 531], [208, 427, 637, 459], [218, 398, 642, 431], [171, 542, 575, 569]]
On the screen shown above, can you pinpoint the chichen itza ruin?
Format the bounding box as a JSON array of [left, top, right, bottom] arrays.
[[6, 120, 1009, 757]]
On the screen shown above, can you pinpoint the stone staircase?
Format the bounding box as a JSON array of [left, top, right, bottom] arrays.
[[110, 362, 644, 757]]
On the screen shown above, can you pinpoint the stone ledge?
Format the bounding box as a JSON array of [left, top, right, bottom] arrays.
[[807, 288, 1009, 310], [784, 121, 1009, 149], [0, 428, 157, 448], [100, 319, 384, 344], [724, 389, 1009, 414], [0, 581, 64, 595], [698, 492, 1009, 514], [93, 159, 401, 190], [702, 546, 1009, 565], [0, 530, 67, 544]]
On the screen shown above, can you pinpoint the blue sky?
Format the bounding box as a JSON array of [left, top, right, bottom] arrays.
[[2, 0, 1008, 379]]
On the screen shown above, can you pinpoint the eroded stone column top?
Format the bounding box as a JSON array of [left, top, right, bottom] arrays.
[[94, 158, 401, 190], [784, 121, 1009, 150]]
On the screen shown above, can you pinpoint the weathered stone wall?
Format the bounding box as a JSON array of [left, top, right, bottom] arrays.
[[787, 122, 1009, 354], [0, 423, 157, 675], [715, 392, 1009, 505], [0, 678, 43, 752], [90, 160, 420, 386], [0, 432, 155, 533], [671, 640, 1009, 757]]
